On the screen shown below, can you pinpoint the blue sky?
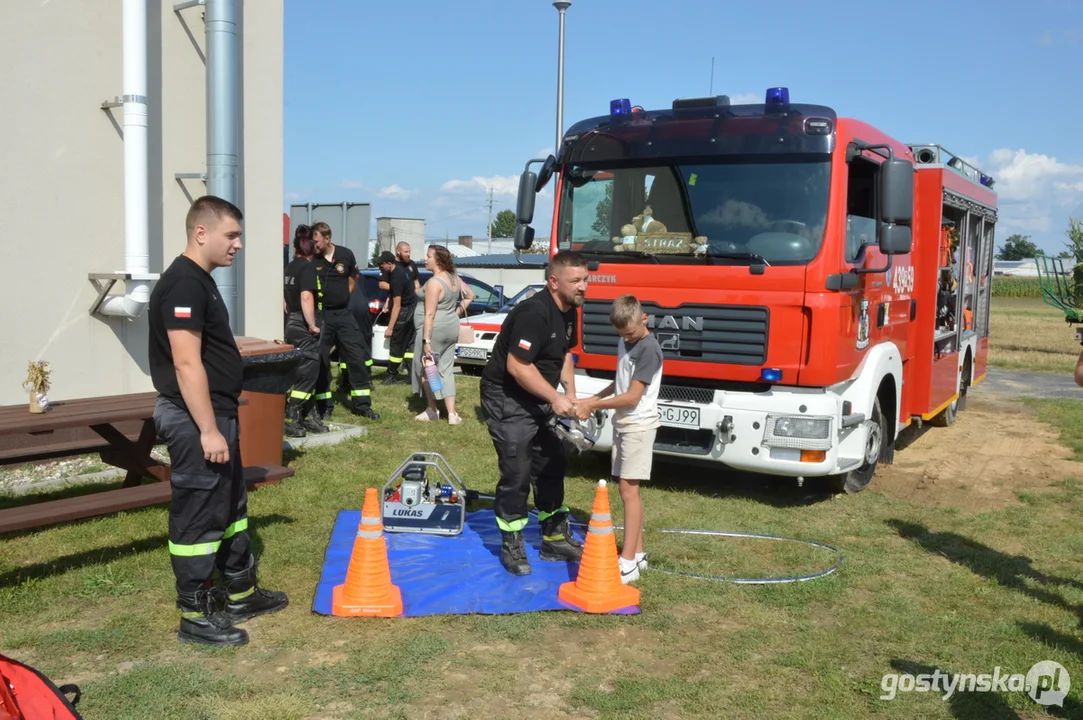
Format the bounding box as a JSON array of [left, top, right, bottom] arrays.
[[284, 0, 1082, 255]]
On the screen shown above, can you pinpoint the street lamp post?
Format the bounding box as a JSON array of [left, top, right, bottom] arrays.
[[553, 1, 570, 154]]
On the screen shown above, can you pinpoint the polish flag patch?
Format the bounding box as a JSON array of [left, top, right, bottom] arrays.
[[518, 339, 532, 350], [174, 307, 192, 319]]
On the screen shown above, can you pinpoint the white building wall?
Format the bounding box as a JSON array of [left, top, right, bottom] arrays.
[[0, 1, 284, 406]]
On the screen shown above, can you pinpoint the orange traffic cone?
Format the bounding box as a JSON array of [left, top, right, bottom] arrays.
[[332, 487, 403, 617], [559, 479, 641, 614]]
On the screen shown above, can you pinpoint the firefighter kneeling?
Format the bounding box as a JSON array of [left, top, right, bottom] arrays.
[[479, 251, 589, 575]]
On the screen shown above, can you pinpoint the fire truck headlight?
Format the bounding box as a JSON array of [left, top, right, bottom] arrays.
[[768, 415, 831, 440]]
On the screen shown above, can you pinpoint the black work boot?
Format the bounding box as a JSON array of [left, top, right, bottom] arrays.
[[351, 400, 381, 420], [284, 403, 307, 438], [177, 588, 248, 647], [540, 512, 584, 562], [220, 561, 289, 625], [301, 414, 330, 434], [316, 401, 334, 422], [500, 531, 531, 576]]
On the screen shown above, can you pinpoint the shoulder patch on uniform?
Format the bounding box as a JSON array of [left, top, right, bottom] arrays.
[[518, 339, 532, 350], [174, 306, 192, 318]]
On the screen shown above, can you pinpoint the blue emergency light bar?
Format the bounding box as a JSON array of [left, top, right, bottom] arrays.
[[760, 368, 783, 382], [766, 87, 790, 105], [610, 98, 631, 115]]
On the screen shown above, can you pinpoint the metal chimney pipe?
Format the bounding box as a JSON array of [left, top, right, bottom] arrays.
[[205, 0, 241, 330]]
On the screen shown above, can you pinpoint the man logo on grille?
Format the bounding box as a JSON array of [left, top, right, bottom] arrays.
[[658, 333, 680, 351]]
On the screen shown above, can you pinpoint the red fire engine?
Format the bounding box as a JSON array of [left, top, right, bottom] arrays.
[[510, 88, 997, 493]]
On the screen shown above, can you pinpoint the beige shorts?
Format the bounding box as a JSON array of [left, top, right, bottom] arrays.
[[611, 427, 658, 481]]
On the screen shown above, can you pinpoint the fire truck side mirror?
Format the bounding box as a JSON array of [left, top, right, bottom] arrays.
[[879, 224, 912, 255], [879, 158, 914, 226], [514, 224, 535, 251], [516, 170, 539, 225]]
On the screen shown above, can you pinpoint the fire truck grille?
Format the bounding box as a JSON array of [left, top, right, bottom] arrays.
[[659, 385, 715, 405], [581, 300, 769, 366]]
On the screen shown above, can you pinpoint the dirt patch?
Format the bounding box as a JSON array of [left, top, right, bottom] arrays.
[[874, 396, 1081, 511]]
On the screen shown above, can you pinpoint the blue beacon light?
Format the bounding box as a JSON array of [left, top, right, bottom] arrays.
[[760, 368, 782, 382], [610, 98, 631, 115], [765, 87, 790, 105]]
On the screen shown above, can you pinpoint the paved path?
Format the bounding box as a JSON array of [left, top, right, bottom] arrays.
[[973, 368, 1081, 400]]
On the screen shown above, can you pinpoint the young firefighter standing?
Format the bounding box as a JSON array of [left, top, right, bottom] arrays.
[[148, 195, 288, 647], [576, 295, 663, 584], [312, 222, 380, 420], [282, 224, 328, 437], [480, 251, 588, 575], [377, 251, 418, 383]]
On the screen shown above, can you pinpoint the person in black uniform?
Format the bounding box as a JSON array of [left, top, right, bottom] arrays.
[[480, 250, 589, 575], [282, 224, 329, 437], [377, 250, 418, 383], [378, 241, 421, 294], [148, 195, 288, 647], [311, 222, 379, 420]]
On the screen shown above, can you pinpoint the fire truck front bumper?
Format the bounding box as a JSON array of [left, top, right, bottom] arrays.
[[573, 377, 865, 478]]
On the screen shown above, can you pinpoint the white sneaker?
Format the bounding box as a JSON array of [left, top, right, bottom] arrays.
[[619, 557, 640, 584], [447, 412, 462, 425], [635, 552, 648, 571], [414, 408, 439, 421]]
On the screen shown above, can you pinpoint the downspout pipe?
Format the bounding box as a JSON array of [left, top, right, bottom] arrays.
[[205, 0, 240, 331], [100, 0, 151, 318]]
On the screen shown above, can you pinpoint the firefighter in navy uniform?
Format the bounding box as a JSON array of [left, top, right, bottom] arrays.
[[311, 222, 379, 420], [377, 251, 418, 383], [480, 250, 590, 575], [282, 225, 329, 437], [148, 195, 288, 647]]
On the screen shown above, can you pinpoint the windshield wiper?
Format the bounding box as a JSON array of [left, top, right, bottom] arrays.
[[578, 249, 661, 264], [705, 252, 771, 267]]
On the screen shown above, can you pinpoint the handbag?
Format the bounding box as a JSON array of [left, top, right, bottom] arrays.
[[455, 282, 474, 344]]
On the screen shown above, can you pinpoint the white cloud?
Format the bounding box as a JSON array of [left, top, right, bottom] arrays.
[[971, 148, 1083, 239], [376, 184, 418, 201], [439, 175, 521, 196], [339, 179, 365, 190]]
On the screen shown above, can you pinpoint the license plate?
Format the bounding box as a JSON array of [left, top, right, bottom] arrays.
[[458, 346, 487, 360], [659, 404, 700, 429]]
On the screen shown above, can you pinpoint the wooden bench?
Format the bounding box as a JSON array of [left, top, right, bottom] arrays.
[[0, 392, 294, 535]]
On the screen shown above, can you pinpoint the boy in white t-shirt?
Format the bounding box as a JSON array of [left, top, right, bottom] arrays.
[[576, 295, 663, 584]]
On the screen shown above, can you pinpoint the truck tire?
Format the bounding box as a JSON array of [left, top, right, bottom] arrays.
[[829, 397, 885, 494]]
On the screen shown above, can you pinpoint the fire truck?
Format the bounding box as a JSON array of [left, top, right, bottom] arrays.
[[510, 88, 997, 493]]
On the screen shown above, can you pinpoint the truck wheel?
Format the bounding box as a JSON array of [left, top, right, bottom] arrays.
[[829, 397, 885, 494]]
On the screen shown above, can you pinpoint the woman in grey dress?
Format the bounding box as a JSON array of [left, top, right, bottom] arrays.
[[412, 244, 474, 424]]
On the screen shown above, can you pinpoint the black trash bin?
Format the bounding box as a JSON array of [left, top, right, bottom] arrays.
[[234, 337, 303, 468]]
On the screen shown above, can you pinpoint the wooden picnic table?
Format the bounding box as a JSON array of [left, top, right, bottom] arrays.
[[0, 392, 293, 534]]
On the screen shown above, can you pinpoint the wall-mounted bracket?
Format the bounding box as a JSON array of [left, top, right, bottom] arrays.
[[175, 173, 207, 203], [89, 272, 160, 316]]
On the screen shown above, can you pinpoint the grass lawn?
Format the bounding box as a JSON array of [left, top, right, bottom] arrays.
[[3, 371, 1083, 719], [989, 297, 1081, 374]]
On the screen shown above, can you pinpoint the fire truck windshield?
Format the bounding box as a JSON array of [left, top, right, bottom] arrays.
[[558, 159, 830, 265]]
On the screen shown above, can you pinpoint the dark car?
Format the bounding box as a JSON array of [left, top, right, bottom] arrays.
[[357, 268, 506, 319], [356, 268, 507, 366]]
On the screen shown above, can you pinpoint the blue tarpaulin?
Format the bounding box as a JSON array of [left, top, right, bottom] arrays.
[[312, 508, 639, 617]]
